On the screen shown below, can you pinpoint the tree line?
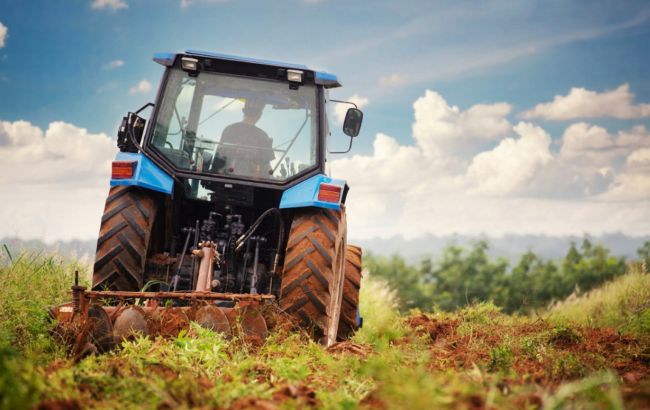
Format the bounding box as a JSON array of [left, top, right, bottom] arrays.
[[364, 239, 650, 313]]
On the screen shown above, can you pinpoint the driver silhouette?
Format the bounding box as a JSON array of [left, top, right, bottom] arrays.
[[212, 99, 275, 177]]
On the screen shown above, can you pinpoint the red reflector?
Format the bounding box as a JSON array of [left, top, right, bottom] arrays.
[[318, 183, 342, 203], [112, 161, 136, 179]]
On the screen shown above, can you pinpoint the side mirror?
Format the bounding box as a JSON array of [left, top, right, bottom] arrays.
[[343, 108, 363, 137], [117, 112, 146, 153], [116, 102, 154, 153]]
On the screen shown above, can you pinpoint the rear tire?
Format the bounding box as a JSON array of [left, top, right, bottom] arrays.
[[337, 245, 362, 340], [92, 186, 157, 291], [280, 207, 347, 346]]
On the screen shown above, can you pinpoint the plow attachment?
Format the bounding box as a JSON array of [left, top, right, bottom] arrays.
[[50, 280, 273, 357]]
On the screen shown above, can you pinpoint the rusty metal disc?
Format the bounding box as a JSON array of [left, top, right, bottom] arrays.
[[240, 307, 269, 340], [88, 304, 114, 352], [147, 307, 190, 338], [113, 305, 149, 342], [195, 305, 232, 337]]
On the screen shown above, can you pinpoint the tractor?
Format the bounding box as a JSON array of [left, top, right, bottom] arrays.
[[50, 50, 364, 353]]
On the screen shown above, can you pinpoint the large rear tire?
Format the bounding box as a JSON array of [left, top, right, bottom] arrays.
[[92, 186, 157, 291], [337, 245, 362, 340], [280, 207, 347, 346]]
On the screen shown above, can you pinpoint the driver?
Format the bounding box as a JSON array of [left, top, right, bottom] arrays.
[[212, 99, 274, 177]]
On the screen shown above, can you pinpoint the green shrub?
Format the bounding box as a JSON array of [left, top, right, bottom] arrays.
[[0, 249, 87, 354]]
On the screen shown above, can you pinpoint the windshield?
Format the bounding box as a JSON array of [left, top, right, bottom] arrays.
[[151, 68, 319, 182]]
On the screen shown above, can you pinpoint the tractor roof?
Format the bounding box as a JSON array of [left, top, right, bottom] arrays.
[[153, 50, 341, 88]]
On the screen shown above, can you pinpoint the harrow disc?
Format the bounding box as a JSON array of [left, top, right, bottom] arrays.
[[113, 306, 149, 342], [147, 307, 190, 338], [239, 307, 269, 340], [87, 304, 114, 352], [195, 305, 232, 337]]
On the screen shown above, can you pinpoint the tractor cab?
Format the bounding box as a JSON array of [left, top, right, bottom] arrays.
[[117, 50, 362, 200]]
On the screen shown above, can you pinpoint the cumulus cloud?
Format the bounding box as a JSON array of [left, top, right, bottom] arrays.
[[104, 60, 124, 70], [627, 148, 650, 166], [129, 79, 152, 95], [333, 94, 368, 125], [467, 122, 552, 195], [0, 22, 7, 49], [330, 89, 650, 239], [91, 0, 127, 10], [412, 90, 512, 156], [0, 120, 116, 241], [521, 83, 650, 120]]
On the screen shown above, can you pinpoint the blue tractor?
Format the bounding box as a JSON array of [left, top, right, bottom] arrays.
[[63, 50, 364, 348]]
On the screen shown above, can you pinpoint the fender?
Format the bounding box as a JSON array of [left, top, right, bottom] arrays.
[[110, 152, 174, 195], [279, 174, 348, 210]]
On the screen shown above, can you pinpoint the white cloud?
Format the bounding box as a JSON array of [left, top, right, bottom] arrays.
[[627, 148, 650, 166], [91, 0, 127, 10], [378, 73, 407, 87], [599, 140, 650, 201], [129, 79, 152, 95], [559, 123, 650, 165], [467, 122, 552, 195], [333, 94, 368, 125], [0, 120, 116, 241], [521, 83, 650, 120], [104, 60, 124, 70], [329, 89, 650, 240], [0, 22, 7, 49], [412, 90, 512, 157]]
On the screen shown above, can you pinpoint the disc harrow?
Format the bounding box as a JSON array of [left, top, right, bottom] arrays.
[[50, 273, 273, 357]]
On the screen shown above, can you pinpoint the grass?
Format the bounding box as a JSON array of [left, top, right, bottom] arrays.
[[547, 263, 650, 335], [0, 251, 649, 409]]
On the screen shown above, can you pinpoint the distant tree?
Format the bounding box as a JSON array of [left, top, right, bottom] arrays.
[[499, 251, 561, 313], [363, 237, 628, 314], [561, 238, 626, 294], [364, 252, 432, 312], [427, 241, 508, 311], [638, 241, 650, 269]]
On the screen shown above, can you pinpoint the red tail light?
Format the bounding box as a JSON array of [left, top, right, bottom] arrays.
[[318, 183, 342, 203], [112, 161, 136, 179]]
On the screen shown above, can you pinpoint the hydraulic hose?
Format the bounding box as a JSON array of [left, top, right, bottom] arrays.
[[235, 208, 285, 274]]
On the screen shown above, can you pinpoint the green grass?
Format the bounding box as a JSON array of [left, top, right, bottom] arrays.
[[1, 252, 649, 409], [547, 263, 650, 335]]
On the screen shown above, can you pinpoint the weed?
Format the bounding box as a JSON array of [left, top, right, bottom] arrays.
[[488, 344, 513, 373], [546, 325, 583, 348], [549, 268, 650, 336]]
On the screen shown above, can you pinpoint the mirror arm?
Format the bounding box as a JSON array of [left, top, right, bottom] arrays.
[[329, 99, 358, 109], [328, 136, 353, 154], [136, 102, 155, 115]]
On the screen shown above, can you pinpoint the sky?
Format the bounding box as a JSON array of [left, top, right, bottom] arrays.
[[0, 0, 649, 242]]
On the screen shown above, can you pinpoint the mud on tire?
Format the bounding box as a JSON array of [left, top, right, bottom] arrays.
[[337, 245, 362, 340], [93, 186, 157, 291], [280, 207, 347, 346]]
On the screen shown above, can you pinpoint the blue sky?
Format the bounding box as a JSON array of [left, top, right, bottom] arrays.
[[1, 0, 649, 241]]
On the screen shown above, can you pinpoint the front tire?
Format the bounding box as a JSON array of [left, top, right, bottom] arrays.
[[93, 186, 157, 291], [280, 207, 347, 346]]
